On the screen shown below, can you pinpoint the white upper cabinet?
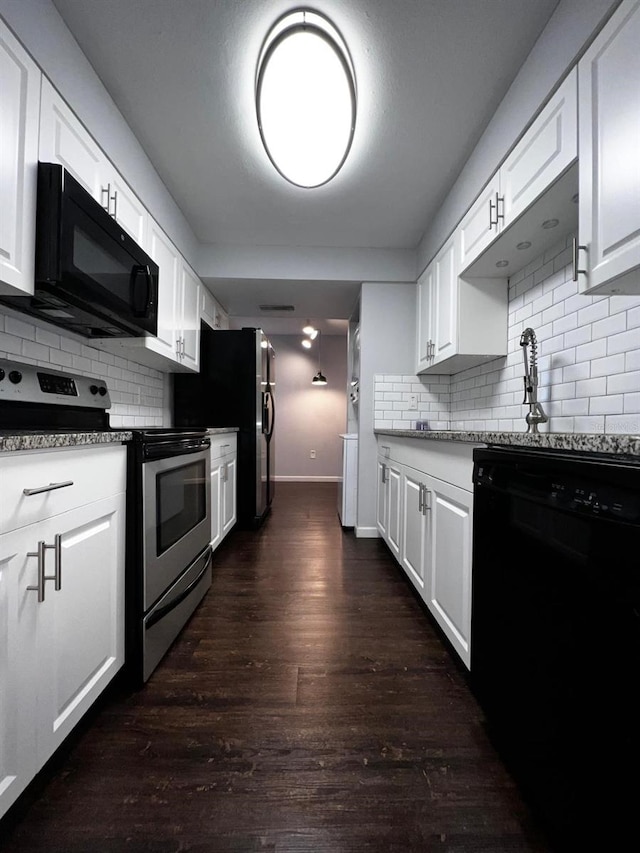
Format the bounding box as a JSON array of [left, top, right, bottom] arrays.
[[201, 287, 229, 331], [39, 78, 148, 246], [458, 174, 502, 274], [415, 260, 434, 372], [577, 0, 640, 295], [416, 231, 507, 375], [0, 19, 40, 296], [178, 261, 201, 372], [501, 68, 577, 227], [39, 77, 106, 201], [459, 70, 577, 278]]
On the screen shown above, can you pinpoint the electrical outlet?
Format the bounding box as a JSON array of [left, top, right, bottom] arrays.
[[310, 450, 316, 459], [408, 393, 418, 410]]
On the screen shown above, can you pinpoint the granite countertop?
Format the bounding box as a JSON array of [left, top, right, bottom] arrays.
[[375, 429, 640, 458], [207, 427, 239, 434], [0, 431, 133, 453]]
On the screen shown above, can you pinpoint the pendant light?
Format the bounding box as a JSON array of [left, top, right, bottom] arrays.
[[312, 329, 327, 385]]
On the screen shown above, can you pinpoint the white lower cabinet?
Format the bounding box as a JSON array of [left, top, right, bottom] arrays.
[[376, 451, 401, 562], [376, 437, 476, 669], [209, 434, 237, 551], [0, 446, 125, 820]]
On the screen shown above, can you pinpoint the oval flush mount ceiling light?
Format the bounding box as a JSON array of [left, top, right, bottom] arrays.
[[256, 9, 357, 188]]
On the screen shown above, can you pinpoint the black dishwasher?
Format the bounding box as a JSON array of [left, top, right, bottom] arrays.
[[471, 446, 640, 850]]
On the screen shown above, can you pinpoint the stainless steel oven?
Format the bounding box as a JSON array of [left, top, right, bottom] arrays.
[[128, 429, 212, 683]]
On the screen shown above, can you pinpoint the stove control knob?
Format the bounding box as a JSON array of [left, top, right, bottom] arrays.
[[9, 370, 22, 384], [0, 368, 5, 381], [98, 386, 107, 396], [89, 384, 99, 395]]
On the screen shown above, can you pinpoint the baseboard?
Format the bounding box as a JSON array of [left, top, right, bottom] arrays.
[[355, 526, 379, 538], [274, 476, 341, 483]]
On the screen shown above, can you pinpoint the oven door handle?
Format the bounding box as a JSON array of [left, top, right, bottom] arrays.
[[143, 439, 210, 460], [145, 548, 212, 630]]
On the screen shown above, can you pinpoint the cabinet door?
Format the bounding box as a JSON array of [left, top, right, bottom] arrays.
[[107, 166, 148, 246], [424, 477, 473, 669], [36, 494, 125, 762], [0, 21, 40, 296], [179, 262, 201, 372], [578, 0, 640, 294], [432, 235, 458, 366], [210, 461, 222, 551], [0, 529, 38, 819], [458, 173, 502, 273], [400, 468, 427, 594], [39, 78, 107, 202], [376, 458, 388, 539], [386, 462, 402, 560], [221, 456, 237, 538], [415, 261, 434, 372], [146, 217, 181, 360], [501, 69, 577, 227]]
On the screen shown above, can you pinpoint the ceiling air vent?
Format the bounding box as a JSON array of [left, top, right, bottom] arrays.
[[259, 304, 295, 312]]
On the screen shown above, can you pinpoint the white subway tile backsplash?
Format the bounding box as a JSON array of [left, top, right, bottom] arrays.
[[0, 306, 168, 426]]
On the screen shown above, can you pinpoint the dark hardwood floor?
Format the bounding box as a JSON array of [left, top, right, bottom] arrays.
[[1, 483, 552, 852]]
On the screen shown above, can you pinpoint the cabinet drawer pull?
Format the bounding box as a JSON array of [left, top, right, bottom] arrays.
[[423, 488, 432, 515], [23, 480, 74, 496], [381, 463, 387, 484], [418, 483, 424, 512], [26, 534, 62, 602]]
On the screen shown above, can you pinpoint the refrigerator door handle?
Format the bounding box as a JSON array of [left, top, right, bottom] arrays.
[[264, 387, 275, 440]]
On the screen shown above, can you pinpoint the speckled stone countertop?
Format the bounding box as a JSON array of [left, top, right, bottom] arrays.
[[0, 431, 133, 453], [375, 429, 640, 458], [207, 427, 239, 434]]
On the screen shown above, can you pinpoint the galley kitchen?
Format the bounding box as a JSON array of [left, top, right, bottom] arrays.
[[1, 1, 640, 851]]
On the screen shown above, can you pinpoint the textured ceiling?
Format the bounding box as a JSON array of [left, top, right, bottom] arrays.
[[51, 0, 560, 328]]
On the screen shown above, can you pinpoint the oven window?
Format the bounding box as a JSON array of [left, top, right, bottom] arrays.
[[156, 459, 207, 555]]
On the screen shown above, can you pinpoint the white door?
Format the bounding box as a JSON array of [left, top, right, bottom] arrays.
[[433, 236, 458, 366], [37, 495, 125, 761], [386, 463, 402, 561], [578, 0, 640, 294], [424, 477, 473, 669], [146, 218, 181, 359], [179, 263, 201, 371], [210, 462, 222, 551], [416, 261, 434, 372], [458, 173, 502, 273], [222, 456, 237, 537], [501, 69, 577, 226], [0, 529, 38, 819], [400, 469, 427, 594], [39, 78, 107, 203]]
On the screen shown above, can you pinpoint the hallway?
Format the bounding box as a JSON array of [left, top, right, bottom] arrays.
[[1, 483, 551, 852]]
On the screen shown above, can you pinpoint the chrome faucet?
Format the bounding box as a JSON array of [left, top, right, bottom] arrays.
[[520, 327, 548, 433]]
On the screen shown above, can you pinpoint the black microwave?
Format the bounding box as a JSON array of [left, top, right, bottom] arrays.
[[0, 162, 158, 338]]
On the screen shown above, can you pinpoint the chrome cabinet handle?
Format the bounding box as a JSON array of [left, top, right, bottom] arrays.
[[489, 197, 496, 230], [496, 193, 505, 224], [101, 183, 111, 213], [111, 189, 118, 219], [380, 462, 387, 484], [26, 534, 62, 603], [422, 488, 431, 515], [418, 483, 424, 513], [23, 480, 74, 496], [572, 236, 587, 282]]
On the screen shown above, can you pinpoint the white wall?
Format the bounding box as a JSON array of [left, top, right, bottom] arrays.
[[269, 334, 347, 481], [357, 282, 415, 536], [375, 235, 640, 435]]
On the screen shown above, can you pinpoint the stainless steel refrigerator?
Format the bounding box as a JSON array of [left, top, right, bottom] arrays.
[[173, 326, 275, 527]]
